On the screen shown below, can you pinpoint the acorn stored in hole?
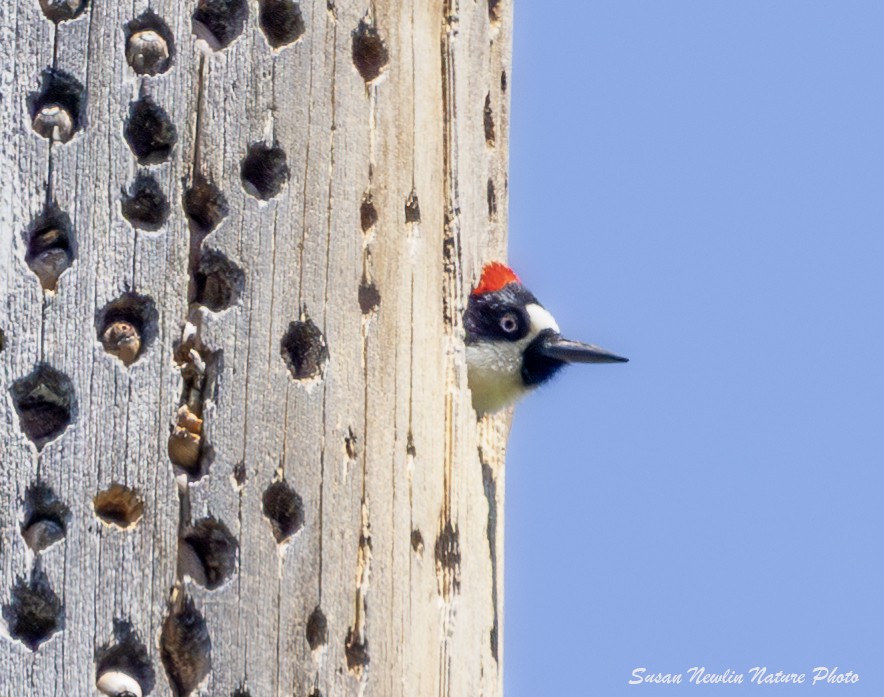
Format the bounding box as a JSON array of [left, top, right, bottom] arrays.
[[101, 321, 142, 366], [126, 30, 171, 75], [96, 670, 143, 697], [32, 104, 74, 143]]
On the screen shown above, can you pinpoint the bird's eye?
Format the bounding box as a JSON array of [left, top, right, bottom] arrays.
[[499, 312, 520, 335]]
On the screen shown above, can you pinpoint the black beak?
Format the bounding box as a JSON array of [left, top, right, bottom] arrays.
[[537, 336, 629, 364]]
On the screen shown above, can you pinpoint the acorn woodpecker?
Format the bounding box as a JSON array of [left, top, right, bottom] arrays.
[[464, 262, 628, 415]]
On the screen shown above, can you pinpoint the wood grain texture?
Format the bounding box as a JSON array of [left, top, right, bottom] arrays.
[[0, 0, 512, 694]]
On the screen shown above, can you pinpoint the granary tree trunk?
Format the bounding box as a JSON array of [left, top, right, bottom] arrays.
[[0, 0, 512, 695]]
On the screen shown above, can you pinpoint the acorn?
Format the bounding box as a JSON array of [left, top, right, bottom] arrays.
[[32, 104, 74, 143], [101, 320, 142, 366], [96, 669, 142, 697], [126, 30, 171, 75]]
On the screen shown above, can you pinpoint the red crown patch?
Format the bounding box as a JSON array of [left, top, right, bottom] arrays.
[[472, 262, 521, 296]]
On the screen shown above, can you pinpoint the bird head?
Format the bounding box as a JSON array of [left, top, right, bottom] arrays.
[[464, 262, 627, 415]]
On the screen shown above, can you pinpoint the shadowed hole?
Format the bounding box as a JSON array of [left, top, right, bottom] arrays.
[[121, 172, 170, 231], [410, 529, 424, 556], [125, 95, 177, 165], [28, 68, 85, 143], [352, 19, 388, 83], [487, 178, 497, 220], [93, 483, 144, 530], [24, 204, 75, 291], [358, 279, 380, 315], [183, 174, 228, 236], [281, 317, 328, 379], [10, 364, 75, 450], [192, 0, 248, 50], [262, 480, 304, 543], [241, 142, 289, 200], [306, 606, 327, 650], [3, 567, 63, 651], [259, 0, 305, 49], [358, 278, 380, 313], [345, 626, 369, 672], [95, 619, 155, 697], [360, 194, 377, 233], [501, 69, 507, 92], [96, 292, 158, 366], [160, 595, 211, 697], [125, 11, 175, 75], [21, 483, 70, 553], [404, 190, 420, 223], [488, 0, 502, 23], [434, 519, 461, 595], [484, 93, 495, 146], [180, 517, 238, 590], [194, 249, 245, 311]]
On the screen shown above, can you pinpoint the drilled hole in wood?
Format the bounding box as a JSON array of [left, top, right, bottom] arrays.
[[0, 328, 5, 353], [40, 0, 88, 23], [358, 278, 380, 315], [404, 190, 421, 224], [501, 69, 507, 92], [345, 626, 370, 672], [232, 462, 247, 488], [24, 205, 75, 291], [169, 418, 214, 480], [160, 594, 211, 697], [281, 317, 328, 380], [28, 68, 85, 143], [232, 688, 252, 697], [259, 0, 305, 49], [434, 519, 461, 595], [488, 0, 502, 23], [183, 174, 228, 236], [306, 606, 328, 650], [262, 480, 304, 543], [352, 19, 388, 83], [96, 292, 158, 366], [169, 346, 221, 481], [194, 248, 245, 311], [180, 518, 238, 590], [95, 619, 155, 697], [21, 483, 70, 553], [93, 484, 144, 530], [344, 428, 358, 460], [360, 193, 377, 233], [192, 0, 248, 51], [410, 529, 424, 557], [3, 568, 63, 651], [487, 178, 497, 220], [484, 93, 495, 146], [125, 11, 174, 75], [10, 364, 74, 450], [121, 172, 170, 231], [125, 95, 177, 165], [240, 142, 289, 200]]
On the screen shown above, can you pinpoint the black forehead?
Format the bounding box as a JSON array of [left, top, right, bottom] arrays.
[[463, 283, 539, 343]]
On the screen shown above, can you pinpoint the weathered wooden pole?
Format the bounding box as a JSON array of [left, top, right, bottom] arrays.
[[0, 0, 512, 694]]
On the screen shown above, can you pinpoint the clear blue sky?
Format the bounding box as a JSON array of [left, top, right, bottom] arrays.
[[505, 2, 884, 695]]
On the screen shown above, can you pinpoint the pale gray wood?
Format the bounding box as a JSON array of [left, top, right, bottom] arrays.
[[0, 0, 512, 694]]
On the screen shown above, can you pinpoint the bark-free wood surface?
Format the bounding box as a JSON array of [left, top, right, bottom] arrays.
[[0, 1, 512, 694]]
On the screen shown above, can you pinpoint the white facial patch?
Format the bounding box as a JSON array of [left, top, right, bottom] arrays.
[[525, 303, 560, 336]]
